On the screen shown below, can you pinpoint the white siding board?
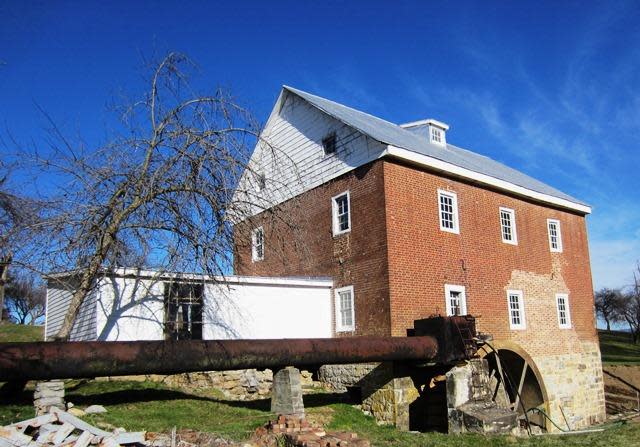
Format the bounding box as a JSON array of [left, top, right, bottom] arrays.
[[48, 272, 333, 341], [95, 277, 165, 341], [45, 279, 96, 341], [234, 92, 386, 217]]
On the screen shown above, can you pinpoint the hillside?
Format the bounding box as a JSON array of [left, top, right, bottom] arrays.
[[0, 322, 44, 342], [599, 330, 640, 365]]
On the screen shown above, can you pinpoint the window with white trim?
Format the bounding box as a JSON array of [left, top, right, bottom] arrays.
[[335, 286, 355, 332], [507, 290, 526, 330], [556, 293, 571, 328], [251, 227, 264, 262], [332, 191, 351, 236], [430, 127, 443, 145], [444, 284, 467, 316], [500, 207, 517, 245], [438, 190, 459, 234], [547, 219, 563, 252]]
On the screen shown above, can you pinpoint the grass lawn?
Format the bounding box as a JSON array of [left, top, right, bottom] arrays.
[[0, 380, 273, 440], [2, 380, 640, 445], [2, 325, 640, 444], [598, 330, 640, 365], [0, 322, 43, 342]]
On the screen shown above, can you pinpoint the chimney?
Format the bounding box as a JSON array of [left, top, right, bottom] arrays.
[[400, 119, 449, 146]]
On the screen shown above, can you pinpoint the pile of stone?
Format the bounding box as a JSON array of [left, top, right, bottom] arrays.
[[253, 415, 369, 447], [1, 407, 146, 447]]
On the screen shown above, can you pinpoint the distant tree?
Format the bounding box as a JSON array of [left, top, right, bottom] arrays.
[[4, 272, 46, 324], [0, 163, 39, 322], [25, 53, 300, 340], [618, 264, 640, 344], [594, 287, 623, 331]]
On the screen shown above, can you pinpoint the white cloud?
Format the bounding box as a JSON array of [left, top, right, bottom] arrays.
[[589, 238, 639, 290]]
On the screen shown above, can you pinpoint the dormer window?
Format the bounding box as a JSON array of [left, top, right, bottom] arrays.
[[400, 118, 449, 146], [322, 132, 337, 156], [431, 127, 443, 144]]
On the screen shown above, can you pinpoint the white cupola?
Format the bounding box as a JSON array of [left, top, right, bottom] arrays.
[[400, 118, 450, 146]]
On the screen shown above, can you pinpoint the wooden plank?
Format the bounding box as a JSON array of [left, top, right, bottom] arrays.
[[513, 363, 528, 412], [98, 437, 120, 447], [114, 432, 145, 445], [54, 435, 79, 446], [0, 427, 33, 446], [493, 349, 511, 406], [74, 431, 94, 447], [51, 409, 112, 438], [52, 423, 75, 445], [11, 413, 56, 431]]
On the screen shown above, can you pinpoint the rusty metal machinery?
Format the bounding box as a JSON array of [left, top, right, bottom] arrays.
[[0, 316, 478, 382]]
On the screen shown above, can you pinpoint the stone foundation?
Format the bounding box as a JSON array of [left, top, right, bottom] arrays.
[[532, 341, 606, 430], [34, 380, 65, 416], [104, 368, 317, 401]]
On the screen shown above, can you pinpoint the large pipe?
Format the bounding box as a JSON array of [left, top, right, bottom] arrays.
[[0, 336, 438, 381]]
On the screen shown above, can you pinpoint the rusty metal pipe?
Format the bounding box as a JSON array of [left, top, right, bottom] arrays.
[[0, 336, 438, 381]]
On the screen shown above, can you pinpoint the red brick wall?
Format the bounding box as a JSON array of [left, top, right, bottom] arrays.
[[235, 158, 597, 354], [382, 159, 597, 355], [234, 161, 392, 336]]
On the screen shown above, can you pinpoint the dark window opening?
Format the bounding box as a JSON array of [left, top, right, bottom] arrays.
[[164, 282, 204, 340], [255, 173, 266, 191], [322, 132, 337, 155]]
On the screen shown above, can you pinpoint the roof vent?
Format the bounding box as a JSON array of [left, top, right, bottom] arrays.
[[400, 119, 449, 146]]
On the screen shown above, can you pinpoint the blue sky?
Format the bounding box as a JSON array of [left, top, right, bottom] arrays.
[[1, 1, 639, 290]]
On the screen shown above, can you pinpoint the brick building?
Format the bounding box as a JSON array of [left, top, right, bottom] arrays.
[[233, 86, 605, 431]]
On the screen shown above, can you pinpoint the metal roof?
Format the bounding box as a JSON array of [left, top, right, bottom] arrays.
[[283, 86, 588, 208]]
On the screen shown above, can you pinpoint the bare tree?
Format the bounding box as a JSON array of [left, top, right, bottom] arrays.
[[25, 53, 298, 340], [594, 287, 623, 332], [4, 272, 46, 324], [618, 263, 640, 344], [0, 163, 40, 322]]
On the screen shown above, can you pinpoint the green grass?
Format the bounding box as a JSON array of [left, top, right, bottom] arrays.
[[325, 404, 640, 447], [0, 322, 44, 342], [0, 380, 273, 440], [2, 381, 640, 445], [598, 330, 640, 365]]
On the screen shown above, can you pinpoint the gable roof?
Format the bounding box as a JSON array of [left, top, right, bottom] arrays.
[[283, 86, 590, 214]]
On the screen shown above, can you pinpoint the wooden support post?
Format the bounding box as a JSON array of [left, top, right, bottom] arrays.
[[493, 349, 511, 406], [513, 362, 528, 412]]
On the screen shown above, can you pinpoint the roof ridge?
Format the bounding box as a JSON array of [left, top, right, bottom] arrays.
[[280, 85, 589, 211]]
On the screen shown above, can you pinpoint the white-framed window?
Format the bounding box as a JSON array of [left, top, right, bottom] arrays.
[[444, 284, 467, 316], [430, 127, 443, 145], [556, 293, 571, 329], [438, 190, 459, 234], [499, 207, 518, 245], [547, 219, 563, 252], [335, 285, 355, 332], [506, 290, 526, 330], [251, 227, 264, 262], [332, 191, 351, 236]]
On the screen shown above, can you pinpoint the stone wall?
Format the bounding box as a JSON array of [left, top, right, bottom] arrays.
[[105, 368, 317, 401], [533, 341, 606, 430]]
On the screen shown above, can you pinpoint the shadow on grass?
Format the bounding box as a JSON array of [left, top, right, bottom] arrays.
[[65, 384, 353, 413], [599, 330, 640, 363]]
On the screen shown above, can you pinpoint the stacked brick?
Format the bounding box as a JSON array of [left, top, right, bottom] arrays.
[[254, 415, 370, 447]]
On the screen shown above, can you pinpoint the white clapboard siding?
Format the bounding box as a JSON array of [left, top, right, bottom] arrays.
[[203, 280, 332, 339], [46, 270, 333, 341], [95, 276, 166, 341], [235, 90, 386, 217], [45, 279, 97, 341]]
